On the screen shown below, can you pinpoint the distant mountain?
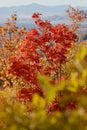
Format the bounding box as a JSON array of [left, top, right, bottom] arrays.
[[0, 3, 87, 30], [0, 3, 68, 16]]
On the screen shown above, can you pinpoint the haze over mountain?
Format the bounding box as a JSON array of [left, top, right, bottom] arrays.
[[0, 3, 87, 30], [0, 3, 69, 16]]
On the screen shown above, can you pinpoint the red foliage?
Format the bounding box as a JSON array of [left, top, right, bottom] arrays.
[[8, 13, 77, 102], [17, 88, 33, 101], [47, 99, 77, 113], [32, 13, 42, 18], [17, 86, 44, 101], [66, 100, 77, 110], [47, 99, 60, 113]]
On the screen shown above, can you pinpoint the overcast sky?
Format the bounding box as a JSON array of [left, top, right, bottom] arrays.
[[0, 0, 87, 7]]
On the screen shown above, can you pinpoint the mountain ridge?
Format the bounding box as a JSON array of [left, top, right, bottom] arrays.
[[0, 3, 87, 16], [0, 3, 87, 30]]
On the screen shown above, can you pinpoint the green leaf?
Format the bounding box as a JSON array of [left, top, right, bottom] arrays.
[[76, 46, 87, 60]]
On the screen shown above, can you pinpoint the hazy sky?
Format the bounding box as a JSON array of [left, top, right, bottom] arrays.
[[0, 0, 87, 7]]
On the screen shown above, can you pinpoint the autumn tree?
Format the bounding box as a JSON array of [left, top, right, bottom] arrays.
[[0, 14, 26, 88], [8, 13, 77, 101], [66, 6, 86, 41]]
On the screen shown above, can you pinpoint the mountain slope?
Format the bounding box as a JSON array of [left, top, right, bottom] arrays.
[[0, 3, 87, 30]]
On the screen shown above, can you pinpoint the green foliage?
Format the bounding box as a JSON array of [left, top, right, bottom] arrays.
[[0, 44, 87, 130]]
